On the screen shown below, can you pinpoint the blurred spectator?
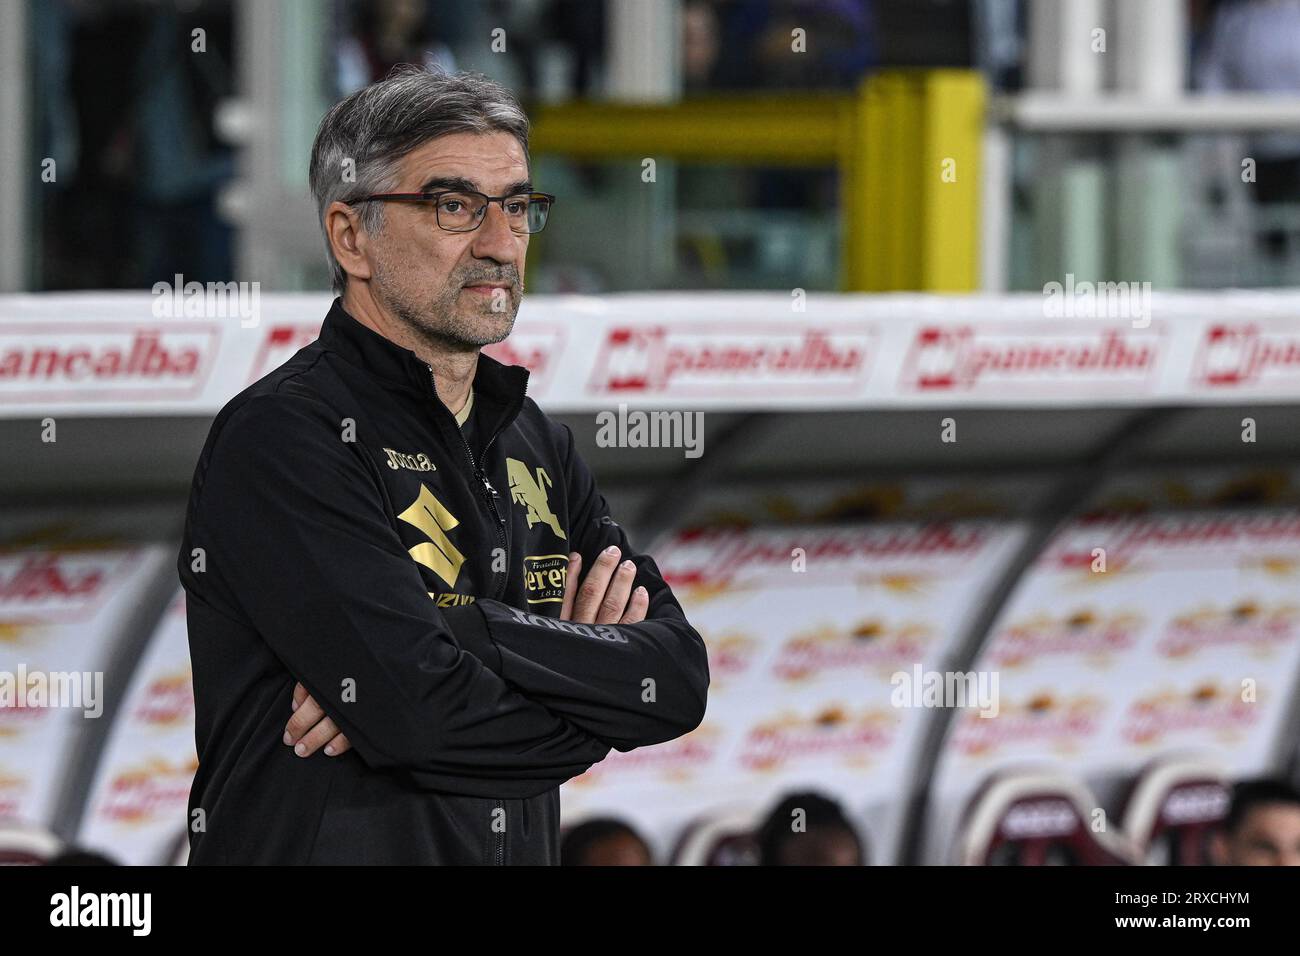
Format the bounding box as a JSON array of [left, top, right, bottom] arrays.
[[711, 0, 878, 91], [420, 0, 546, 99], [756, 791, 866, 865], [561, 818, 655, 865], [337, 0, 458, 95], [36, 0, 235, 290], [546, 0, 608, 97], [696, 2, 877, 245], [986, 839, 1083, 866], [39, 0, 150, 289], [707, 0, 878, 91], [1210, 778, 1300, 865], [683, 0, 722, 92], [972, 0, 1022, 91], [1195, 0, 1300, 257], [132, 0, 236, 284]]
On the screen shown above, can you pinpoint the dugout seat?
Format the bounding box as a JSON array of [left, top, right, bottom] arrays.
[[0, 819, 65, 864], [1120, 755, 1230, 866], [671, 806, 762, 865], [956, 769, 1136, 865]]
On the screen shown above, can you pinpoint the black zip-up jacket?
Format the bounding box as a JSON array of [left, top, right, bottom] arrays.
[[178, 298, 709, 864]]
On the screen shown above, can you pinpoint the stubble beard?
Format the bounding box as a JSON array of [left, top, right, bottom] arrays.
[[374, 256, 521, 354]]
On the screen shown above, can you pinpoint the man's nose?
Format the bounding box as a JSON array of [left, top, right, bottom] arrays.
[[469, 201, 521, 265]]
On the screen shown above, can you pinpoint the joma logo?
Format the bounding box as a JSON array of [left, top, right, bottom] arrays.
[[384, 447, 436, 472]]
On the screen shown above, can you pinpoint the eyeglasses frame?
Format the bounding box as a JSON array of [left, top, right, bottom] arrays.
[[347, 190, 556, 234]]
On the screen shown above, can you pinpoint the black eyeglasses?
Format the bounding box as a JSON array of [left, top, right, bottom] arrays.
[[349, 190, 555, 234]]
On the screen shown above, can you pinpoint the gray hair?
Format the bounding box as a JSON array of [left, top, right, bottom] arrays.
[[308, 65, 532, 294]]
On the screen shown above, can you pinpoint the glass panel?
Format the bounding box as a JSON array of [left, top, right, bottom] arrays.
[[1006, 131, 1300, 291], [525, 157, 840, 293]]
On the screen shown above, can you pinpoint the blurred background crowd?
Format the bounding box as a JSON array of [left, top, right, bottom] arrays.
[[17, 0, 1300, 295]]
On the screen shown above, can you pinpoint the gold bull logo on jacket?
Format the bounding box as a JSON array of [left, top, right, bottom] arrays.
[[506, 458, 566, 541]]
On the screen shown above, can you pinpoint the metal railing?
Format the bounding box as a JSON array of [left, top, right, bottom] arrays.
[[529, 70, 986, 293]]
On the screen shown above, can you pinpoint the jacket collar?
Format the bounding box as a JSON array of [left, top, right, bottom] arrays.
[[318, 297, 529, 438]]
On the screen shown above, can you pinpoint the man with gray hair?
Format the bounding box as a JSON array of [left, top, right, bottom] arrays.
[[178, 66, 709, 864]]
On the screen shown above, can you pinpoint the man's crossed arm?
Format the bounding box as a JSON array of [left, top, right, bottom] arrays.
[[284, 545, 648, 758], [190, 395, 707, 791]]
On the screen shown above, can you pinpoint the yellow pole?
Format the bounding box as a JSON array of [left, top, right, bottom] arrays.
[[843, 70, 984, 291], [529, 72, 985, 293], [918, 70, 985, 291]]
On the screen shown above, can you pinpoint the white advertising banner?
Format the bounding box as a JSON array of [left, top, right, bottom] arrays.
[[77, 589, 196, 865], [7, 290, 1300, 415], [0, 531, 172, 830], [561, 519, 1028, 864], [925, 508, 1300, 862]]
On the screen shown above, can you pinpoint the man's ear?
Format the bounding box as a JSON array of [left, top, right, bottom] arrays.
[[325, 200, 374, 284]]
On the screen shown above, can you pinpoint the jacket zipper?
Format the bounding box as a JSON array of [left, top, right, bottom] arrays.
[[429, 365, 512, 601], [494, 799, 505, 866], [426, 369, 516, 866]]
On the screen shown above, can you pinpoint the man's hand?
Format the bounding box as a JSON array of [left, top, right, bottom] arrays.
[[560, 546, 649, 625], [285, 546, 647, 757], [284, 682, 351, 758]]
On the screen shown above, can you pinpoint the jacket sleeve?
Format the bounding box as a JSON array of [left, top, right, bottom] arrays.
[[184, 391, 610, 794], [439, 422, 710, 753]]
